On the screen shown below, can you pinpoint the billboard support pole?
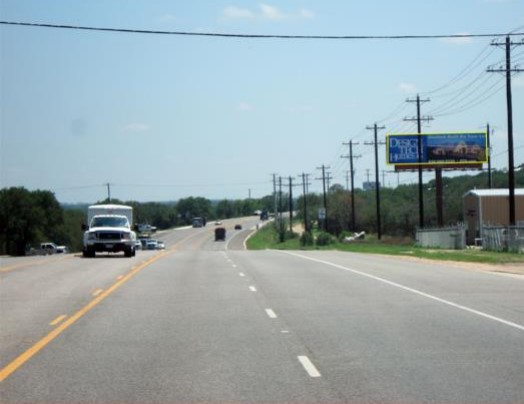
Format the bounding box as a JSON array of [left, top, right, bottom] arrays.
[[487, 123, 492, 189], [436, 169, 444, 226]]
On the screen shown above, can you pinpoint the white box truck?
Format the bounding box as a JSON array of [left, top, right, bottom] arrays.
[[82, 204, 137, 258]]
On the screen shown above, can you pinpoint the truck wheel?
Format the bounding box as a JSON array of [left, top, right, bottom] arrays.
[[83, 247, 95, 258], [124, 246, 134, 258]]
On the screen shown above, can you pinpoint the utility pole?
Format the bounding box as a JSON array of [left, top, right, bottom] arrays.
[[278, 176, 284, 242], [106, 183, 111, 202], [405, 95, 433, 228], [488, 36, 523, 226], [288, 176, 294, 233], [272, 173, 278, 218], [365, 169, 371, 184], [301, 173, 311, 232], [365, 123, 386, 240], [326, 171, 333, 193], [316, 165, 330, 231], [342, 140, 361, 231], [487, 123, 493, 189]]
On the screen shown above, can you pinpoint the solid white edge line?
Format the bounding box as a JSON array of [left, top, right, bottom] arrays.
[[265, 308, 277, 318], [281, 251, 524, 332], [298, 355, 321, 378]]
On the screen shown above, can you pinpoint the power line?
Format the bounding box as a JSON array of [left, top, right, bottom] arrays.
[[430, 75, 504, 116], [421, 45, 496, 96], [1, 21, 523, 40], [433, 80, 506, 117]]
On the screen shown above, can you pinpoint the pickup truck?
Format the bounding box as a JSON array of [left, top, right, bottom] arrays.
[[27, 242, 67, 256], [82, 204, 137, 258]]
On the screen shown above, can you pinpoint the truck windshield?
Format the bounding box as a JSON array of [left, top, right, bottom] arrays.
[[90, 217, 129, 228]]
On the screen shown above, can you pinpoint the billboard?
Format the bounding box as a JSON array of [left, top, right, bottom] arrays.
[[386, 132, 487, 167]]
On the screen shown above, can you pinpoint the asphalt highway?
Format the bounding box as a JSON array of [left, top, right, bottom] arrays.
[[1, 219, 523, 403]]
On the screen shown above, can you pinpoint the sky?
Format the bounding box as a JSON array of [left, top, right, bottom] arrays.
[[1, 0, 523, 203]]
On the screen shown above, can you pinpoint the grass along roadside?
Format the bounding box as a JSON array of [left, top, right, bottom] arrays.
[[245, 223, 524, 265]]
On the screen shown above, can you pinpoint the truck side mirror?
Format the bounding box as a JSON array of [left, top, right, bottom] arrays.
[[81, 224, 88, 231]]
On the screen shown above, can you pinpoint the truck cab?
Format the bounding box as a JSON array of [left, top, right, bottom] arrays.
[[82, 205, 137, 258]]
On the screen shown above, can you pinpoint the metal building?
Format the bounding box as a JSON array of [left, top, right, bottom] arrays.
[[463, 189, 524, 245]]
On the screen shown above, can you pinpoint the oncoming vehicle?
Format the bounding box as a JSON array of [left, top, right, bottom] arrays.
[[82, 204, 137, 258], [192, 217, 204, 228], [145, 239, 158, 250], [27, 242, 67, 256]]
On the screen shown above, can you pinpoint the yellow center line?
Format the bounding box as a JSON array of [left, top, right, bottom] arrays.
[[0, 251, 169, 382], [0, 255, 73, 273], [92, 288, 103, 297], [49, 315, 67, 326]]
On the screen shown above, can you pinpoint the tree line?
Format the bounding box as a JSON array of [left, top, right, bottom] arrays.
[[0, 190, 273, 256], [293, 168, 524, 239], [1, 168, 522, 255]]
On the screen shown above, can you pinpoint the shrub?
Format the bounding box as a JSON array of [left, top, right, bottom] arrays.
[[300, 231, 314, 247], [316, 232, 335, 246], [285, 230, 299, 240]]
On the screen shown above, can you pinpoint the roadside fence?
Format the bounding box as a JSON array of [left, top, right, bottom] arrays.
[[482, 226, 524, 253], [416, 224, 467, 250]]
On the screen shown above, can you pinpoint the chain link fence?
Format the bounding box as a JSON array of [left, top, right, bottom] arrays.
[[482, 226, 524, 253]]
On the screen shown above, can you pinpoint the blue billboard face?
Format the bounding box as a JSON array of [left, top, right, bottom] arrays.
[[387, 135, 426, 164], [387, 132, 487, 166]]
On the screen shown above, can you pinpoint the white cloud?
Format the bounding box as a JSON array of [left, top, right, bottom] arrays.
[[259, 4, 285, 20], [237, 102, 254, 111], [222, 4, 314, 21], [223, 6, 254, 19], [123, 123, 150, 132], [439, 34, 473, 45], [399, 82, 417, 94]]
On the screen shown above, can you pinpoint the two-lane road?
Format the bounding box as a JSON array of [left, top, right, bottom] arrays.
[[1, 223, 523, 403]]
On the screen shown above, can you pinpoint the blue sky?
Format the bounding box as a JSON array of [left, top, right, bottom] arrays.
[[1, 1, 523, 203]]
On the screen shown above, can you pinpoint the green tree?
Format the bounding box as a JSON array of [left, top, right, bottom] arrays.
[[216, 199, 235, 219], [176, 197, 213, 224], [0, 187, 64, 255]]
